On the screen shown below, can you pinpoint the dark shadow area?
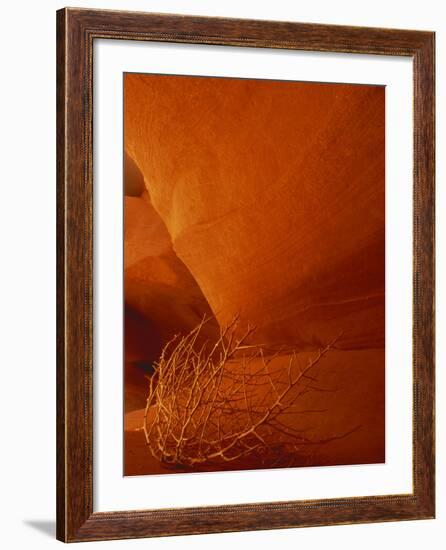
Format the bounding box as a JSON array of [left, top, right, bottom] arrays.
[[23, 520, 56, 538]]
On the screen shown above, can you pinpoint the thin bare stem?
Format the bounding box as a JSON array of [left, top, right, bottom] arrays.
[[142, 317, 352, 468]]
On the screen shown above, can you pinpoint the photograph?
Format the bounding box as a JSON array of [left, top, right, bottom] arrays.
[[123, 73, 386, 476], [0, 0, 440, 547]]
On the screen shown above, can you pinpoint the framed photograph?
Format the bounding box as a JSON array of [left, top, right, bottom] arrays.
[[56, 7, 435, 542]]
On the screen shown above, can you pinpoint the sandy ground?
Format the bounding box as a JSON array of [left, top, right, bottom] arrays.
[[124, 348, 384, 476]]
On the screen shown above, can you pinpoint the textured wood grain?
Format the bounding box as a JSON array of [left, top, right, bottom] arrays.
[[56, 7, 435, 542]]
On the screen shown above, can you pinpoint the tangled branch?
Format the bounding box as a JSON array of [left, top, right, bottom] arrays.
[[143, 317, 350, 468]]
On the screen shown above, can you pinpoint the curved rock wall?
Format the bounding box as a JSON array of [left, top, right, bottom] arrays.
[[124, 74, 385, 351]]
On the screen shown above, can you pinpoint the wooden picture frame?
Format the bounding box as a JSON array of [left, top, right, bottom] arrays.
[[56, 7, 435, 542]]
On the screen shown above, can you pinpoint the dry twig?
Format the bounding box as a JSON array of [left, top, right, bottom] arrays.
[[143, 317, 350, 468]]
